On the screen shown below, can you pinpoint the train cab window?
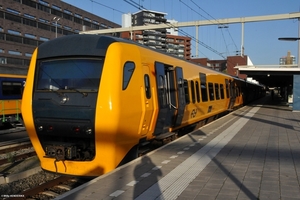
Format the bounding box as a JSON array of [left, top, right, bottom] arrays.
[[144, 74, 151, 99], [190, 80, 196, 103], [36, 58, 103, 91], [195, 81, 200, 102], [208, 82, 214, 101], [220, 84, 225, 99], [215, 83, 220, 100], [183, 79, 190, 104], [123, 62, 135, 90]]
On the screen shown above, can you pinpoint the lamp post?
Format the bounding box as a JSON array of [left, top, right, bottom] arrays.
[[278, 18, 300, 111], [278, 37, 300, 67], [53, 17, 60, 38], [278, 18, 300, 68]]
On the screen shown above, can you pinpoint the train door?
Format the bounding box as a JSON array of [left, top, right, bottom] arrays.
[[174, 67, 185, 127], [153, 62, 176, 135], [139, 65, 154, 136], [228, 80, 236, 110]]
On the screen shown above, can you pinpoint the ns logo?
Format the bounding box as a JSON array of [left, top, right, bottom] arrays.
[[191, 109, 197, 118]]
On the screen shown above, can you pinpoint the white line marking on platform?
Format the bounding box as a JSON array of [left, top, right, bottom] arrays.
[[110, 190, 124, 197], [162, 160, 171, 164], [127, 181, 139, 186], [141, 172, 151, 178], [152, 166, 162, 170], [135, 106, 260, 200]]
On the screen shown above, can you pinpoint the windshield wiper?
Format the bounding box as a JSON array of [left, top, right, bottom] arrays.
[[68, 88, 88, 97]]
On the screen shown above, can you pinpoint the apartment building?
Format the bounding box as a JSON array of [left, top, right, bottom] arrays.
[[121, 10, 191, 60]]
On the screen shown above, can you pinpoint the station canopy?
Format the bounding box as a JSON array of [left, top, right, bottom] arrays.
[[235, 65, 300, 88]]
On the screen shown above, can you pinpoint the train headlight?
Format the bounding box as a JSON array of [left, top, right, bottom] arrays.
[[85, 128, 92, 135], [38, 126, 43, 131], [60, 95, 69, 104]]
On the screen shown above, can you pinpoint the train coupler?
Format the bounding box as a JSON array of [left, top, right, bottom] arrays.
[[44, 142, 77, 160]]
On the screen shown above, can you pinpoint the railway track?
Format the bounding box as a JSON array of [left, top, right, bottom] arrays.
[[6, 176, 91, 200], [0, 138, 34, 166]]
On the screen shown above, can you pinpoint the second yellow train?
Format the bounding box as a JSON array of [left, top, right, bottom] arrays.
[[0, 74, 26, 127], [22, 35, 264, 176]]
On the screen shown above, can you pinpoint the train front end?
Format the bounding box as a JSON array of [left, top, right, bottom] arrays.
[[22, 35, 126, 176]]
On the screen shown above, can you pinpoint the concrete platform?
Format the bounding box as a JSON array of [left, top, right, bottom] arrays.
[[55, 95, 300, 200]]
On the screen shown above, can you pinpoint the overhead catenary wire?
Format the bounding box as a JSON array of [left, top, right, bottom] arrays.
[[176, 0, 227, 59], [90, 0, 125, 14], [181, 0, 239, 57], [91, 0, 234, 62], [123, 0, 147, 11]]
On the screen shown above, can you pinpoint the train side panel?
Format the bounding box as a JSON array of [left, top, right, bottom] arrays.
[[178, 74, 230, 129], [138, 48, 235, 132], [137, 46, 236, 132], [94, 42, 149, 173]]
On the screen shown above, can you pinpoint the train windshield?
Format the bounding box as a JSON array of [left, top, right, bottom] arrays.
[[36, 58, 103, 91]]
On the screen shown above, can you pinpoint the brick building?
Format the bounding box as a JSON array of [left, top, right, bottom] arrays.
[[191, 55, 248, 79], [0, 0, 120, 75]]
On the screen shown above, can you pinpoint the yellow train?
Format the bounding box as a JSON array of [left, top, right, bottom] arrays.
[[0, 74, 26, 127], [22, 35, 264, 176]]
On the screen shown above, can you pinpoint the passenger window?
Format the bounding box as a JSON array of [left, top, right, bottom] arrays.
[[225, 80, 229, 98], [201, 83, 208, 102], [178, 78, 185, 104], [183, 80, 190, 104], [144, 74, 151, 99], [199, 73, 208, 102], [215, 83, 220, 100], [191, 80, 195, 103], [237, 87, 240, 96], [159, 75, 167, 106], [195, 81, 200, 102], [2, 81, 22, 96], [208, 82, 214, 101], [220, 84, 225, 99], [232, 85, 236, 97], [122, 62, 135, 90]]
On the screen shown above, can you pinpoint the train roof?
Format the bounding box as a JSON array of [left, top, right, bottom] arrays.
[[0, 74, 27, 78], [37, 35, 263, 87], [37, 34, 128, 59]]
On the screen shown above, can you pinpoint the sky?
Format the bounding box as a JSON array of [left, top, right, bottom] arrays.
[[62, 0, 300, 65]]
